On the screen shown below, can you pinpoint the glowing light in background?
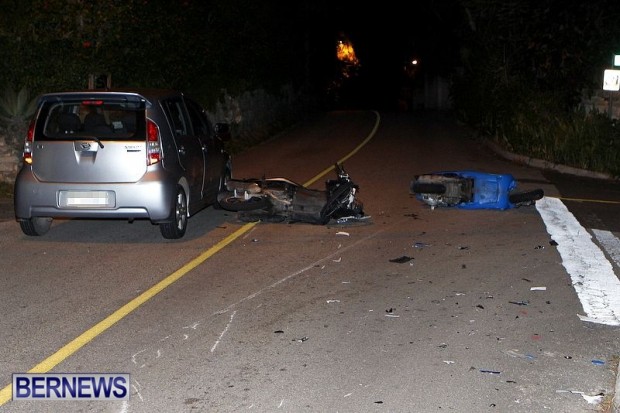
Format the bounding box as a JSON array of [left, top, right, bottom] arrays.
[[327, 34, 361, 105], [337, 40, 359, 66], [404, 57, 420, 79]]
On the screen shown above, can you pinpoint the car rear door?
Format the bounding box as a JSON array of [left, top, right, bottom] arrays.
[[184, 98, 225, 200], [160, 97, 205, 204]]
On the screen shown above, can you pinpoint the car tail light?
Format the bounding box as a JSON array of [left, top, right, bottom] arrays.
[[146, 119, 161, 165], [23, 118, 35, 164]]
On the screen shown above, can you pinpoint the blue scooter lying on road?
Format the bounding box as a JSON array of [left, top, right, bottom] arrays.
[[410, 170, 544, 210]]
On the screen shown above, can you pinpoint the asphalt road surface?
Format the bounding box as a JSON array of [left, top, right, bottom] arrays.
[[1, 110, 619, 412]]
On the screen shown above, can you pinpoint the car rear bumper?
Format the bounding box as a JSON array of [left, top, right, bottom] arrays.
[[14, 168, 177, 221]]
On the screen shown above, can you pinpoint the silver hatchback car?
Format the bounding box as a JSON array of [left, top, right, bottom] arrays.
[[14, 88, 232, 239]]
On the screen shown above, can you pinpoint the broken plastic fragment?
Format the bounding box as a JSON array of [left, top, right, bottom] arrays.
[[505, 350, 536, 359], [336, 215, 371, 224], [583, 393, 604, 404], [557, 390, 605, 404], [389, 256, 413, 263], [530, 286, 547, 291]]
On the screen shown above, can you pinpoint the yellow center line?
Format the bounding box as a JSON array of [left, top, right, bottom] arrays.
[[0, 110, 380, 406], [558, 196, 620, 204], [0, 223, 256, 404]]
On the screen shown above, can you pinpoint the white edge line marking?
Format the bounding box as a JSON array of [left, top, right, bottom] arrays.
[[592, 228, 620, 266], [536, 196, 620, 325]]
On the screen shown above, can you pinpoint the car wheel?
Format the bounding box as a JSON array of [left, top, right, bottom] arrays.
[[19, 217, 53, 236], [160, 186, 188, 239]]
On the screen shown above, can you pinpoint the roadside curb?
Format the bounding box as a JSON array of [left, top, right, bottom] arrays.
[[484, 140, 618, 181]]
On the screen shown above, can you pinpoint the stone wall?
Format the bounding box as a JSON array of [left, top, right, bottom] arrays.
[[0, 138, 20, 184], [207, 85, 317, 152]]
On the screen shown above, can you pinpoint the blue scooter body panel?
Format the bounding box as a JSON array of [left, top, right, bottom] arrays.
[[437, 170, 517, 210]]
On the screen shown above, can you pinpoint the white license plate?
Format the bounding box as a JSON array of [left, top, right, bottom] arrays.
[[59, 191, 115, 208]]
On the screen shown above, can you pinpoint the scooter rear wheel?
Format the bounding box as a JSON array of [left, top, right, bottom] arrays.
[[410, 182, 447, 194], [217, 193, 270, 211]]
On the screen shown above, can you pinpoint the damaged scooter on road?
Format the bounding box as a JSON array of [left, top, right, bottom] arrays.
[[217, 163, 366, 224], [410, 170, 544, 210]]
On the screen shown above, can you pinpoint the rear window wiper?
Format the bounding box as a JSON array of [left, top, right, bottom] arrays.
[[81, 135, 105, 149]]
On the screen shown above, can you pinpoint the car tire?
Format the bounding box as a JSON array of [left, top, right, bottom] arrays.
[[160, 186, 188, 239], [19, 217, 53, 236]]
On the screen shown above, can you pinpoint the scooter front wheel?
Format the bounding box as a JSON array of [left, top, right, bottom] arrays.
[[508, 189, 544, 206], [217, 193, 270, 211], [320, 182, 355, 223]]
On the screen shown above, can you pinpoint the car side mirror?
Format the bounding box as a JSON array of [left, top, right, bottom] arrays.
[[214, 122, 231, 141]]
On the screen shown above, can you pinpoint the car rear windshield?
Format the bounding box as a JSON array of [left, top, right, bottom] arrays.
[[38, 98, 146, 141]]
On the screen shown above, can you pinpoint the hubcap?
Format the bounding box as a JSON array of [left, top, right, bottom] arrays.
[[176, 192, 187, 230]]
